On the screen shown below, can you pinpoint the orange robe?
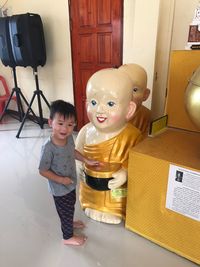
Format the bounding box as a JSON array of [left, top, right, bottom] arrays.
[[129, 105, 151, 137], [79, 123, 142, 219]]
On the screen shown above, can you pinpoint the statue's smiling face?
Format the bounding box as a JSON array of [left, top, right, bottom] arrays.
[[86, 70, 133, 133]]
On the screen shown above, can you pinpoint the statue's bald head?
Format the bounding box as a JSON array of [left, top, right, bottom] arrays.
[[118, 63, 150, 107], [86, 68, 134, 102]]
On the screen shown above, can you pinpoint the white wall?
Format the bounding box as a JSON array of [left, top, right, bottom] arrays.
[[151, 0, 175, 119], [171, 0, 198, 50], [150, 0, 200, 119], [123, 0, 160, 109], [1, 0, 198, 121], [0, 0, 73, 117], [0, 0, 161, 116]]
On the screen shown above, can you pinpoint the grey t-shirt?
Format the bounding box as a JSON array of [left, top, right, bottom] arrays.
[[39, 135, 77, 196]]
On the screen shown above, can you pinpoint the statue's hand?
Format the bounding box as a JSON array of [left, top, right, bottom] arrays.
[[108, 168, 127, 190], [76, 160, 86, 182]]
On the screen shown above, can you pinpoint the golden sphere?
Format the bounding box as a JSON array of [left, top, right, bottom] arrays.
[[185, 66, 200, 129]]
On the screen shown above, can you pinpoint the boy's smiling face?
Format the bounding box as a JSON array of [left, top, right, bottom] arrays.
[[48, 113, 76, 142]]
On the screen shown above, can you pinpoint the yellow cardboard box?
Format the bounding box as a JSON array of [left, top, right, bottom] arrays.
[[125, 51, 200, 264], [126, 128, 200, 264]]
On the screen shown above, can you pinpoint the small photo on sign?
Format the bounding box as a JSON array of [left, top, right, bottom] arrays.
[[175, 170, 183, 183]]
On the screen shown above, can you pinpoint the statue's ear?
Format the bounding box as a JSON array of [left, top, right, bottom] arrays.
[[126, 101, 137, 120], [143, 88, 150, 101]]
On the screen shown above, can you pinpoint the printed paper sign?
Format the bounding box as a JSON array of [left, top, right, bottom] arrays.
[[166, 164, 200, 221]]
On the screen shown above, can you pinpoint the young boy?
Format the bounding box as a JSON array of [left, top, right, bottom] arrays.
[[39, 100, 99, 246]]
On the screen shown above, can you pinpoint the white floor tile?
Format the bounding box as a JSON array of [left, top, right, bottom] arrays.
[[0, 118, 198, 267]]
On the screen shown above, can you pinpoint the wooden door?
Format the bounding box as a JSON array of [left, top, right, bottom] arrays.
[[69, 0, 123, 129]]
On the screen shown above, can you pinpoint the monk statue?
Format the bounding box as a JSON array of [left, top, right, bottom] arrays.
[[119, 63, 151, 136], [75, 67, 143, 224]]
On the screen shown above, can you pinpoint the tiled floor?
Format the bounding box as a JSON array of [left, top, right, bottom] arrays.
[[0, 117, 198, 267]]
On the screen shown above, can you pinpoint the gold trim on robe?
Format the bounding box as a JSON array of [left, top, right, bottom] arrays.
[[79, 123, 142, 219]]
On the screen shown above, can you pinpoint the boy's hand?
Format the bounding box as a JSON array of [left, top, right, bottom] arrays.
[[61, 177, 73, 185], [84, 158, 103, 167]]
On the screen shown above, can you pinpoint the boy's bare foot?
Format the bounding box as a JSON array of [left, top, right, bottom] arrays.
[[73, 220, 85, 229], [63, 235, 87, 246]]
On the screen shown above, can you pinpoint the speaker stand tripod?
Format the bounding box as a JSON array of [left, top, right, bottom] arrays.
[[16, 67, 50, 138], [0, 67, 37, 123]]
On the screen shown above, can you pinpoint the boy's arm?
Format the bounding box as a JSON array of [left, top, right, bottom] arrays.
[[39, 169, 73, 186], [75, 149, 100, 166]]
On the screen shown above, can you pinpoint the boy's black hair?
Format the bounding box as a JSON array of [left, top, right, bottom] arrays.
[[49, 100, 77, 121]]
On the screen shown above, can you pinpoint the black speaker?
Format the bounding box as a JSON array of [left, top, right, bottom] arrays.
[[0, 13, 46, 68], [0, 16, 16, 67]]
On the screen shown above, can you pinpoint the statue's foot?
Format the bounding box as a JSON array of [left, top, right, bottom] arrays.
[[85, 208, 122, 224]]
